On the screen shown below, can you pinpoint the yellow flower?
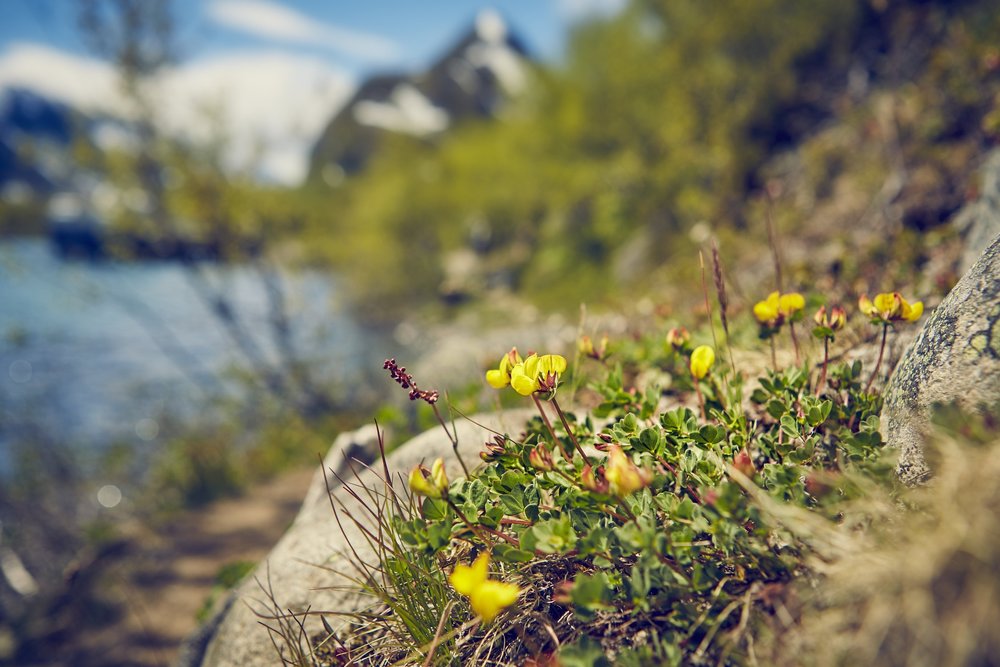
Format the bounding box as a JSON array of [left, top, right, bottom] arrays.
[[778, 292, 805, 317], [510, 353, 567, 396], [859, 292, 923, 324], [408, 465, 440, 499], [689, 345, 715, 380], [752, 291, 781, 325], [754, 291, 805, 326], [485, 348, 523, 389], [449, 552, 521, 623], [604, 445, 652, 497]]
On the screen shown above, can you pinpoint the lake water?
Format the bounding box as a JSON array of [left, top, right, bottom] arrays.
[[0, 238, 378, 470]]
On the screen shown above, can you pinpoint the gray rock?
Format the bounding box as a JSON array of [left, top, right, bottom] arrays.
[[954, 149, 1000, 274], [882, 233, 1000, 485], [194, 409, 533, 667]]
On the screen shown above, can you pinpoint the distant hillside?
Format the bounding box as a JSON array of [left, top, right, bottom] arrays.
[[307, 9, 530, 184]]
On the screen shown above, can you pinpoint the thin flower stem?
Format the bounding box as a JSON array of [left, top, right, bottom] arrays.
[[769, 337, 777, 370], [532, 395, 572, 461], [694, 377, 706, 421], [789, 321, 801, 365], [432, 403, 469, 477], [816, 337, 830, 396], [445, 497, 519, 547], [550, 397, 589, 462], [865, 324, 889, 393]]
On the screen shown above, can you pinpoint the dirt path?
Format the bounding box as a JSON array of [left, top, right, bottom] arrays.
[[59, 465, 317, 667]]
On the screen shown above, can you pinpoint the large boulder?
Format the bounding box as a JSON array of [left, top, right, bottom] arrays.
[[191, 409, 533, 667], [882, 233, 1000, 485]]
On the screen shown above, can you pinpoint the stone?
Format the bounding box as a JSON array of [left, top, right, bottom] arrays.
[[882, 233, 1000, 485], [192, 409, 533, 667]]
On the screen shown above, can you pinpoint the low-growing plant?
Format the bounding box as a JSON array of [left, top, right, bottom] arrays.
[[263, 282, 935, 665]]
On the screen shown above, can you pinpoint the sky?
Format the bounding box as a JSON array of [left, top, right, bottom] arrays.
[[0, 0, 626, 184]]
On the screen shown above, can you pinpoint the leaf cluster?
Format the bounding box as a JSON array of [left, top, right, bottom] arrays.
[[380, 347, 897, 665]]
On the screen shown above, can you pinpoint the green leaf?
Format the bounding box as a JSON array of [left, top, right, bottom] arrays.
[[780, 415, 800, 439], [492, 543, 534, 564], [422, 497, 450, 521], [559, 636, 611, 667], [570, 572, 614, 617], [527, 515, 577, 554], [638, 427, 663, 452], [499, 489, 526, 515]]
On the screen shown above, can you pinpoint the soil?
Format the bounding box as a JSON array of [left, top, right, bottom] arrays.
[[28, 465, 317, 667]]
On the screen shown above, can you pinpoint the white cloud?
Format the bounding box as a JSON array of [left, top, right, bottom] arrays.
[[556, 0, 627, 20], [156, 51, 355, 183], [0, 42, 125, 114], [0, 42, 355, 185], [207, 0, 399, 63]]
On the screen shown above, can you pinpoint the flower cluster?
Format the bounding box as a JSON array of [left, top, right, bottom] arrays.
[[666, 326, 691, 351], [383, 358, 439, 404], [578, 334, 609, 361], [753, 290, 805, 337], [812, 305, 847, 339], [858, 292, 923, 325], [486, 348, 567, 398]]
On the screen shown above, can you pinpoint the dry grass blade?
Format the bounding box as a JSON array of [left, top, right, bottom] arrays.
[[712, 241, 738, 376]]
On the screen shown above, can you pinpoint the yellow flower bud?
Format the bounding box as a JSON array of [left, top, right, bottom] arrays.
[[689, 345, 715, 380], [604, 445, 652, 497], [528, 444, 554, 472], [430, 458, 448, 494], [408, 465, 440, 499], [666, 326, 690, 350]]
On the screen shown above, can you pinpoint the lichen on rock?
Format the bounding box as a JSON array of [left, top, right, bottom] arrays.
[[882, 233, 1000, 485]]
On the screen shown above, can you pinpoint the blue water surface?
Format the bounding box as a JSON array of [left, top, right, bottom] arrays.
[[0, 238, 374, 471]]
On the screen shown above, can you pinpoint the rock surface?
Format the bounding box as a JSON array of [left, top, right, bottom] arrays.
[[195, 409, 533, 667], [882, 233, 1000, 485]]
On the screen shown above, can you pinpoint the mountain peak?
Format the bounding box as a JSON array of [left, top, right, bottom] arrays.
[[475, 8, 507, 44], [307, 12, 531, 184]]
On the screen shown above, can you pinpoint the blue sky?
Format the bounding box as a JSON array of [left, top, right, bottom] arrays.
[[0, 0, 626, 183]]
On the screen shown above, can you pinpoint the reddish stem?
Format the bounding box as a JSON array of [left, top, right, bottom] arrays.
[[816, 337, 829, 396], [865, 324, 888, 393], [532, 395, 572, 462]]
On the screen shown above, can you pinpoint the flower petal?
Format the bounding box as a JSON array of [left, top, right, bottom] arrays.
[[873, 292, 901, 318], [469, 580, 520, 622], [778, 292, 805, 314], [449, 552, 489, 596], [903, 300, 923, 321], [486, 369, 509, 388]]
